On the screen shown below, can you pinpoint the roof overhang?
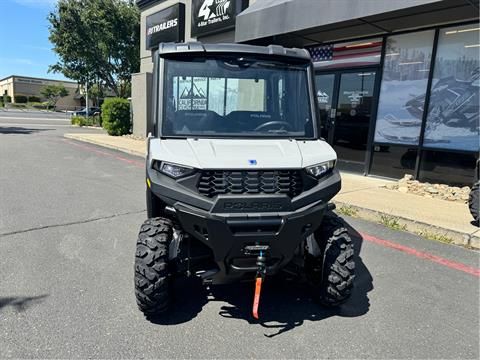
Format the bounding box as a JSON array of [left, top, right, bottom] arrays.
[[136, 0, 167, 10], [235, 0, 480, 46]]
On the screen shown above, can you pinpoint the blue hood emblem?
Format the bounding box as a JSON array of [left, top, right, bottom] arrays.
[[248, 159, 257, 165]]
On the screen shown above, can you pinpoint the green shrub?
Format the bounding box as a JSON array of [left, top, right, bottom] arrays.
[[30, 102, 48, 109], [101, 97, 130, 136], [14, 95, 28, 103], [71, 116, 81, 126], [28, 96, 41, 103], [72, 115, 89, 126], [71, 115, 100, 127], [3, 95, 12, 103], [10, 103, 27, 108]]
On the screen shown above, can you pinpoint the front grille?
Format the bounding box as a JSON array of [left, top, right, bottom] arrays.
[[197, 170, 303, 198]]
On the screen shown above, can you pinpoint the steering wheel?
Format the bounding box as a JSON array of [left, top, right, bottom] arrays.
[[254, 121, 293, 132]]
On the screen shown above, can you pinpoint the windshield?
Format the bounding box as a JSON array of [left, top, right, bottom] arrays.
[[161, 57, 315, 138]]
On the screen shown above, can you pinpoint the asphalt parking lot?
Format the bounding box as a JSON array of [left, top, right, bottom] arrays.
[[0, 116, 479, 359]]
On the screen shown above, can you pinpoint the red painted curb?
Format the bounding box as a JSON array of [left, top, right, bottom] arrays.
[[63, 139, 144, 168]]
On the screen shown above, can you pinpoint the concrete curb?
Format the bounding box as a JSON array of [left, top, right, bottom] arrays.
[[64, 133, 145, 157], [334, 201, 480, 250], [71, 125, 103, 130]]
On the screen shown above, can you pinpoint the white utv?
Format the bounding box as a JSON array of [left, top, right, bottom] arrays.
[[135, 42, 355, 319]]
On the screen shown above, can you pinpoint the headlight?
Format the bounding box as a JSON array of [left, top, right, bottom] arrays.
[[306, 160, 336, 178], [152, 161, 195, 178]]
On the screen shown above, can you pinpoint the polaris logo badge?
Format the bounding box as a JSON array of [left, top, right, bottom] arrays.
[[248, 159, 257, 165], [224, 201, 284, 211]]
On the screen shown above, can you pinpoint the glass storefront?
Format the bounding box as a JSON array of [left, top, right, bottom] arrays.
[[370, 145, 417, 179], [311, 22, 479, 186], [314, 73, 335, 139], [333, 71, 376, 171], [314, 70, 377, 173], [374, 30, 435, 145], [423, 24, 480, 152], [419, 150, 478, 186]]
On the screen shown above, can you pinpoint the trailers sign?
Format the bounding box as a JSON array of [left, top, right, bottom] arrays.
[[191, 0, 245, 37], [145, 4, 185, 50]]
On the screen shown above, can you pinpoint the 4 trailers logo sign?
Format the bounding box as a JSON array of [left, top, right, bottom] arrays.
[[191, 0, 243, 37], [198, 0, 230, 22], [145, 4, 185, 50]]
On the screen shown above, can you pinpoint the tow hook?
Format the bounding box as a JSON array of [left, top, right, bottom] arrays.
[[252, 251, 267, 320]]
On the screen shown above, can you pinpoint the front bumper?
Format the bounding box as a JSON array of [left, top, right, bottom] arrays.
[[174, 199, 328, 283], [147, 167, 341, 283]]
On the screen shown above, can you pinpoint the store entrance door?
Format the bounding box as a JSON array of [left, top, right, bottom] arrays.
[[315, 69, 377, 173]]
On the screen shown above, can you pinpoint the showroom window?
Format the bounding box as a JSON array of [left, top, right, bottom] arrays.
[[374, 30, 435, 145], [370, 145, 418, 179], [422, 24, 480, 152], [418, 150, 478, 186]]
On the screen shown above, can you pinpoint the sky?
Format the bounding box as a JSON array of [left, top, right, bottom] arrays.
[[0, 0, 69, 81]]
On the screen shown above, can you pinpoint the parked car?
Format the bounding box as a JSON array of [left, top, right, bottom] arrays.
[[71, 107, 101, 117]]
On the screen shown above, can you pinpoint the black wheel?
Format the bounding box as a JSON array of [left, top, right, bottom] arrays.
[[469, 181, 479, 224], [310, 213, 355, 306], [134, 217, 173, 315]]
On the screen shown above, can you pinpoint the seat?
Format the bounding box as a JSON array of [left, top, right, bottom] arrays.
[[171, 110, 225, 133], [225, 111, 274, 131]]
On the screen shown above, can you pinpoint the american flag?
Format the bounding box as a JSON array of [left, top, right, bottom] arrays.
[[308, 41, 382, 68]]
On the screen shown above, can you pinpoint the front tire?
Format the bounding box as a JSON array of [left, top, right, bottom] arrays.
[[311, 213, 355, 306], [134, 217, 172, 315], [469, 181, 479, 224]]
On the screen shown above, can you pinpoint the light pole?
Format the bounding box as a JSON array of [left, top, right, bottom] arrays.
[[85, 80, 89, 122]]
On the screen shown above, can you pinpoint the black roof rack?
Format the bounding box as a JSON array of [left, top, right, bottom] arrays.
[[158, 42, 311, 62]]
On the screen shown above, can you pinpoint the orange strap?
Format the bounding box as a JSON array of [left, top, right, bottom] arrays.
[[252, 277, 263, 319]]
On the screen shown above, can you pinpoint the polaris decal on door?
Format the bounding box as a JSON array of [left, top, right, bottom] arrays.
[[344, 90, 369, 105], [191, 0, 245, 37]]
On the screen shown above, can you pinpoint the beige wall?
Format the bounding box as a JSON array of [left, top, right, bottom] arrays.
[[0, 78, 14, 98], [132, 72, 153, 136], [0, 76, 81, 109]]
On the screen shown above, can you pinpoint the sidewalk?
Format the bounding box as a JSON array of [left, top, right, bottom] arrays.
[[338, 173, 479, 247], [64, 133, 146, 157], [64, 133, 479, 248]]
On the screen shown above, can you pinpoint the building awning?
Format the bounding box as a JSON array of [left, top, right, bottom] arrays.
[[235, 0, 479, 46]]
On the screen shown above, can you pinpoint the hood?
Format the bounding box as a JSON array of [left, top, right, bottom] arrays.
[[149, 138, 336, 169]]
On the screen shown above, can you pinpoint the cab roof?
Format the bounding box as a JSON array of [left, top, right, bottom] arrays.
[[158, 42, 311, 62]]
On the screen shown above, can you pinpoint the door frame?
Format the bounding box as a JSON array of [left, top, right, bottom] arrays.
[[314, 65, 382, 175]]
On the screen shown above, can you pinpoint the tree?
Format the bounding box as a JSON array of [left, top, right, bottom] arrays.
[[41, 84, 69, 109], [48, 0, 140, 98], [87, 83, 104, 107]]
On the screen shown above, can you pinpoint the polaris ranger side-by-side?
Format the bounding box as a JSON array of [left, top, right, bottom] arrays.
[[135, 42, 355, 319]]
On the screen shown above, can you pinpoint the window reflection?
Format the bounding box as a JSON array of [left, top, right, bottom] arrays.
[[423, 24, 480, 152], [419, 150, 478, 186], [375, 30, 435, 145], [371, 145, 417, 179]]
